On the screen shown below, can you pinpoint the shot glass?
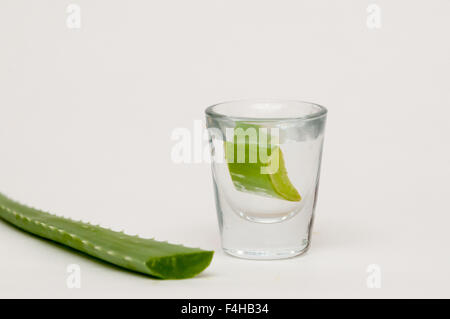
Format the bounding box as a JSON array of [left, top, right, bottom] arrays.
[[205, 99, 327, 259]]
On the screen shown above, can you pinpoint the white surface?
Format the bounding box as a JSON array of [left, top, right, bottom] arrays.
[[1, 0, 450, 298]]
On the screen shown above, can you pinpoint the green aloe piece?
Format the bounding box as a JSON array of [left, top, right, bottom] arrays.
[[0, 193, 213, 279], [225, 123, 301, 202]]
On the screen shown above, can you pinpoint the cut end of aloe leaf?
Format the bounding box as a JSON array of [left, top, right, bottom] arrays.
[[268, 148, 302, 202], [146, 251, 214, 279]]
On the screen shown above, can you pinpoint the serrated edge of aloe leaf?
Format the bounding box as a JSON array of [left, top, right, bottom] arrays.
[[0, 193, 213, 279]]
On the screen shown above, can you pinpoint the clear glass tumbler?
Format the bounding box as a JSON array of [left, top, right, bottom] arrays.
[[205, 99, 327, 259]]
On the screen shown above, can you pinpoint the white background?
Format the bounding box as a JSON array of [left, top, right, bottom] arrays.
[[0, 0, 449, 298]]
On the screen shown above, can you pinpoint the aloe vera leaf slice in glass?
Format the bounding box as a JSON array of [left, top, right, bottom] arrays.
[[224, 123, 301, 202], [0, 193, 213, 279]]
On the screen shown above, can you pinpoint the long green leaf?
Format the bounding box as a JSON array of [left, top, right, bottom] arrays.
[[0, 193, 213, 279]]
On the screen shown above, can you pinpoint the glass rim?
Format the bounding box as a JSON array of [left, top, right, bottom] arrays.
[[205, 99, 328, 122]]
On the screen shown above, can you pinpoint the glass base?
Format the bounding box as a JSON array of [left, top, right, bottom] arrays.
[[216, 187, 316, 260], [223, 244, 309, 260]]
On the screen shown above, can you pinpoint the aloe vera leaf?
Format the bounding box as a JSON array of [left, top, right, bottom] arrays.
[[0, 193, 213, 279], [225, 123, 301, 202]]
